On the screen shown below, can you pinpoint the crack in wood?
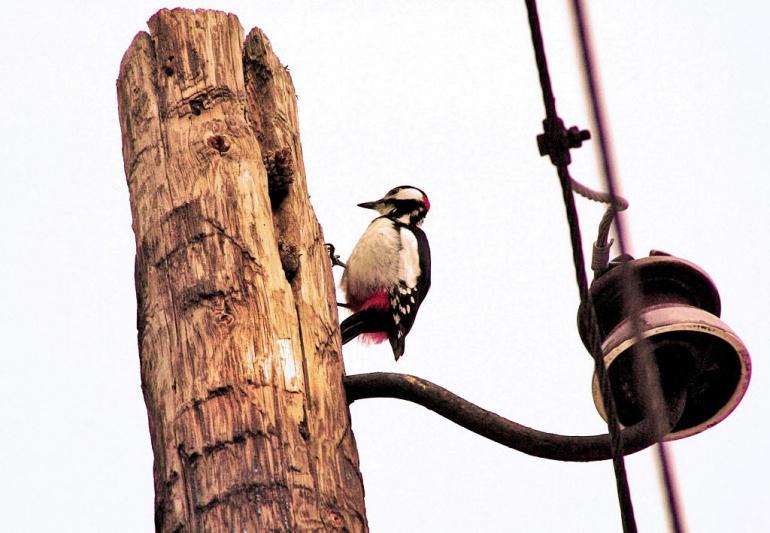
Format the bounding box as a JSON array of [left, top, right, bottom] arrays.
[[177, 429, 268, 465], [202, 216, 260, 266], [180, 285, 241, 313], [147, 207, 263, 272], [127, 144, 157, 179], [193, 384, 234, 406], [194, 480, 290, 514], [163, 86, 238, 118]]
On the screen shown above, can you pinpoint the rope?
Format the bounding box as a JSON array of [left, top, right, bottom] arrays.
[[523, 2, 638, 531], [570, 177, 627, 208], [568, 1, 685, 531]]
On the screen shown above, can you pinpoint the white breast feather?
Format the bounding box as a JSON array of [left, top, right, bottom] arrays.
[[342, 218, 401, 299]]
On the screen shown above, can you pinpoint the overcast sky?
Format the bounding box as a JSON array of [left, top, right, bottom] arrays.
[[1, 1, 768, 531]]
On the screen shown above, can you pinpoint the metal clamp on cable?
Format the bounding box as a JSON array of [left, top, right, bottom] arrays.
[[537, 117, 591, 167], [591, 238, 613, 275]]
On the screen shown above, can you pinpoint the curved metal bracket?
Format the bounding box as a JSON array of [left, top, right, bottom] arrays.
[[344, 372, 685, 462]]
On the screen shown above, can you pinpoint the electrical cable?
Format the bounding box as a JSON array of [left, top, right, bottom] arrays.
[[523, 1, 638, 531]]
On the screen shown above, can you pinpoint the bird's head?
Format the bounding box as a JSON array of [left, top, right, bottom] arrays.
[[358, 185, 430, 226]]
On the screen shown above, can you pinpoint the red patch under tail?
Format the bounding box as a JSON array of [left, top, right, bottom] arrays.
[[348, 289, 390, 344]]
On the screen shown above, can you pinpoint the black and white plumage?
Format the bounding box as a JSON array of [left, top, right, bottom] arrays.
[[340, 185, 431, 360]]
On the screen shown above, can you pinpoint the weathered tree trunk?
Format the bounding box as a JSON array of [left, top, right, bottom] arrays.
[[117, 9, 367, 531]]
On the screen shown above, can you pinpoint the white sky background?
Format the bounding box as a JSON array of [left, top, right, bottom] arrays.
[[1, 1, 768, 531]]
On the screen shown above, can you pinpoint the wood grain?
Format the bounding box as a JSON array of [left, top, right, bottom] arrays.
[[117, 9, 367, 531]]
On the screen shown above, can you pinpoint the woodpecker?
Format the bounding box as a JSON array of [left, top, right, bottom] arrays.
[[339, 185, 431, 360]]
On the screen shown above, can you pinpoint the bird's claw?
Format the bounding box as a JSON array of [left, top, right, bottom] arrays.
[[325, 243, 347, 269]]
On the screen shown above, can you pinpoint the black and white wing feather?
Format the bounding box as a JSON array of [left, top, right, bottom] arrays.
[[388, 224, 431, 359]]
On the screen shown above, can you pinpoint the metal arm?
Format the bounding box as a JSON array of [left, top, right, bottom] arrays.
[[344, 372, 685, 462]]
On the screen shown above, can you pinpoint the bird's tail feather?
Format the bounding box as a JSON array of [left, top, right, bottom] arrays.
[[340, 309, 390, 345], [341, 313, 368, 344], [389, 334, 405, 361]]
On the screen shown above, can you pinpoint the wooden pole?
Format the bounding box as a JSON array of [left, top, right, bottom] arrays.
[[117, 9, 367, 531]]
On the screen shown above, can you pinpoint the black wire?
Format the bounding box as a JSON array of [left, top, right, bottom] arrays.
[[568, 1, 685, 531], [523, 1, 637, 532], [556, 169, 637, 533], [524, 1, 558, 122]]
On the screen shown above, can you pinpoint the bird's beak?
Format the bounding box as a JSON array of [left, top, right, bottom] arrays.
[[357, 200, 382, 210]]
